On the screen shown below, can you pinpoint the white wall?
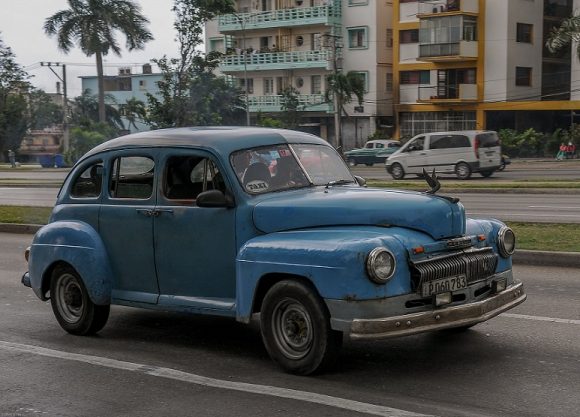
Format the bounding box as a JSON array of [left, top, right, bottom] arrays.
[[483, 0, 509, 102]]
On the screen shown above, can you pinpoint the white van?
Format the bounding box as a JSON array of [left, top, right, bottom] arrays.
[[386, 131, 502, 180]]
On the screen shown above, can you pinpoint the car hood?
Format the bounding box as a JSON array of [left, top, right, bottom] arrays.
[[253, 187, 465, 240]]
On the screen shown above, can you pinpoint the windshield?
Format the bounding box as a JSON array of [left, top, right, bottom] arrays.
[[231, 144, 354, 194]]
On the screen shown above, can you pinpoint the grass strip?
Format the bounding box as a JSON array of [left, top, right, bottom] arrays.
[[0, 207, 577, 252]]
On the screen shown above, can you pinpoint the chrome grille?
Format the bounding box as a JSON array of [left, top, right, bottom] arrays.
[[410, 248, 498, 291]]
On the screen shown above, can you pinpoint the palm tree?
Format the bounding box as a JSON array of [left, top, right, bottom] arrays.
[[121, 97, 147, 131], [325, 72, 366, 148], [44, 0, 153, 123], [546, 14, 580, 59]]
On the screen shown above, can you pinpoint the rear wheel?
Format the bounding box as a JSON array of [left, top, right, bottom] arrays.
[[480, 170, 494, 178], [260, 280, 342, 375], [390, 163, 405, 180], [347, 158, 357, 167], [455, 162, 472, 180], [50, 265, 110, 335]]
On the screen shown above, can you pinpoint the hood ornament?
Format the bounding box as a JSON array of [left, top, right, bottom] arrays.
[[422, 168, 460, 204]]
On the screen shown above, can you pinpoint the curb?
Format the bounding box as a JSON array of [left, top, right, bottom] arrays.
[[2, 223, 578, 268]]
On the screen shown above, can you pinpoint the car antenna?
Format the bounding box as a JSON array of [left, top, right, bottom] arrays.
[[422, 168, 460, 204]]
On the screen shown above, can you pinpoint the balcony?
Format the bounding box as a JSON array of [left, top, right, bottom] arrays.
[[218, 4, 341, 32], [417, 0, 478, 17], [248, 94, 332, 113], [417, 83, 476, 102], [220, 50, 334, 72], [419, 41, 477, 61]]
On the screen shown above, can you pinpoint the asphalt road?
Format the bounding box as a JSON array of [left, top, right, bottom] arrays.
[[1, 233, 579, 417], [1, 187, 579, 223]]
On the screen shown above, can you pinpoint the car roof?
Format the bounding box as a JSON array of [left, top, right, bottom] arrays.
[[419, 130, 495, 136], [81, 127, 328, 161]]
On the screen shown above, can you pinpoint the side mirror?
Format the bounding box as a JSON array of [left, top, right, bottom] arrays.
[[196, 190, 235, 208], [354, 175, 367, 187]]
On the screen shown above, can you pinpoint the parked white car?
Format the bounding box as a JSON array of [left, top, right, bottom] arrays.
[[386, 131, 502, 180]]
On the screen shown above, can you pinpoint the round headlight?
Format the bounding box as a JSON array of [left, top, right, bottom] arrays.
[[498, 226, 516, 257], [366, 248, 396, 284]]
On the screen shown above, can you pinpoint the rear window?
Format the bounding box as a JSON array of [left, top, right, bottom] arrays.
[[477, 132, 500, 148]]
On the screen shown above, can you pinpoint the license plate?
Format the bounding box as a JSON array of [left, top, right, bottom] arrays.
[[421, 275, 467, 297]]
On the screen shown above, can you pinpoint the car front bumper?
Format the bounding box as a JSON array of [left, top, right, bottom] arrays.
[[347, 281, 525, 340]]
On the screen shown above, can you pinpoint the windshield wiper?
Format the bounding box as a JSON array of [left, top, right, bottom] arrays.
[[325, 179, 355, 188]]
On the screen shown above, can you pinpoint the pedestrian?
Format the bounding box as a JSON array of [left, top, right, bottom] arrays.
[[556, 142, 566, 160], [8, 149, 16, 168], [566, 141, 574, 159], [571, 142, 577, 159]]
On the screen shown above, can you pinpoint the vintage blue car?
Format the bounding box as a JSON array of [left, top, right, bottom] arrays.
[[22, 127, 525, 375]]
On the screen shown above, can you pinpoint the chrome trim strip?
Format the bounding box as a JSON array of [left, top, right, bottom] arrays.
[[349, 282, 525, 340]]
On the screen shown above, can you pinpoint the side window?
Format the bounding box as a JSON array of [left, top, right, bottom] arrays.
[[365, 143, 374, 149], [430, 135, 470, 149], [70, 161, 103, 198], [110, 156, 155, 199], [405, 137, 424, 152], [164, 156, 225, 200], [376, 143, 385, 149]]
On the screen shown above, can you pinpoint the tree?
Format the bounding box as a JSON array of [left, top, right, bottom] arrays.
[[28, 89, 64, 130], [0, 34, 30, 160], [122, 97, 147, 131], [44, 0, 153, 123], [325, 72, 365, 148], [146, 0, 240, 128], [280, 86, 301, 129], [71, 90, 124, 130], [546, 14, 580, 59]]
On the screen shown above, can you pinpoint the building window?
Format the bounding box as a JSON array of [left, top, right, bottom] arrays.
[[347, 27, 368, 49], [138, 80, 146, 90], [209, 37, 225, 53], [516, 23, 533, 43], [118, 79, 131, 91], [400, 29, 419, 44], [400, 70, 430, 84], [351, 71, 369, 92], [311, 75, 322, 94], [386, 73, 393, 92], [515, 67, 532, 86], [386, 29, 393, 48], [348, 0, 368, 5], [264, 78, 274, 95], [239, 78, 254, 94]]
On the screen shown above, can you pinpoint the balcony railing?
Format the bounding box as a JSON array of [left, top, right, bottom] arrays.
[[419, 41, 477, 60], [418, 84, 476, 101], [220, 50, 333, 72], [417, 0, 478, 15], [218, 4, 341, 32], [248, 94, 332, 113]]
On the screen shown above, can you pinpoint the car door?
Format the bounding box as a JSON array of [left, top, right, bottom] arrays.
[[153, 149, 237, 313], [402, 136, 427, 174], [427, 134, 471, 174], [99, 152, 159, 304]]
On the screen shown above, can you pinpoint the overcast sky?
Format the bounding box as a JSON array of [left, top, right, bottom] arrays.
[[0, 0, 179, 96]]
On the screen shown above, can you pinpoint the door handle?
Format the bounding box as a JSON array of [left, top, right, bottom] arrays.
[[136, 208, 154, 217], [152, 208, 174, 217]]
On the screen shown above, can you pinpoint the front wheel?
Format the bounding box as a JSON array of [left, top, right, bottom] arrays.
[[455, 162, 472, 180], [480, 170, 494, 178], [260, 281, 342, 375], [347, 158, 357, 167], [50, 265, 110, 335], [390, 163, 405, 180]]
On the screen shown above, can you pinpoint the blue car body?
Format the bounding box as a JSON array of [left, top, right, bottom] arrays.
[[24, 127, 525, 349]]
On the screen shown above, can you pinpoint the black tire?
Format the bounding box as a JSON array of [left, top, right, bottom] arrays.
[[480, 170, 494, 178], [498, 161, 506, 171], [390, 163, 405, 180], [347, 158, 357, 167], [365, 163, 374, 167], [455, 162, 472, 180], [260, 280, 342, 375], [50, 265, 110, 335]]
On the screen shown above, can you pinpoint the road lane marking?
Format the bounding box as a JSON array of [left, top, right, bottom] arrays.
[[528, 206, 580, 209], [502, 313, 580, 325], [0, 340, 432, 417]]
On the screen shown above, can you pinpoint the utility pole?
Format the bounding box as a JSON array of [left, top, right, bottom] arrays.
[[326, 33, 343, 149], [41, 62, 69, 153]]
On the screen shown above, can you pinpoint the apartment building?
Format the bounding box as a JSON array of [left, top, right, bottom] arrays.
[[80, 64, 163, 133], [393, 0, 580, 138], [205, 0, 394, 148]]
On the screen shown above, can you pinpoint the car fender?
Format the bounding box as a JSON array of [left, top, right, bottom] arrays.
[[235, 227, 411, 323], [29, 221, 113, 305]]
